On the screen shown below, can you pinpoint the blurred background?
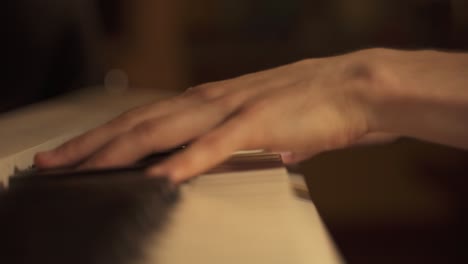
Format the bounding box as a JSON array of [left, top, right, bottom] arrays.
[[2, 0, 468, 263]]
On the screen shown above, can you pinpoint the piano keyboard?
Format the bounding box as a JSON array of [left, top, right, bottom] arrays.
[[0, 87, 343, 264]]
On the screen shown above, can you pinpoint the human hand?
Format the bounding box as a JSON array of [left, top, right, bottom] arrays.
[[35, 50, 390, 183]]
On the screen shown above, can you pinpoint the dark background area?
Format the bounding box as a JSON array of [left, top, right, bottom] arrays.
[[2, 0, 468, 263]]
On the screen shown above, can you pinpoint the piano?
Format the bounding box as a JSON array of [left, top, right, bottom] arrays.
[[0, 87, 343, 263]]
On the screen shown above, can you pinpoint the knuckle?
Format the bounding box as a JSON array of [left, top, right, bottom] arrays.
[[200, 133, 224, 148], [113, 108, 141, 127], [243, 99, 270, 116], [214, 93, 240, 113], [190, 84, 223, 100], [131, 120, 159, 143], [112, 134, 130, 149]]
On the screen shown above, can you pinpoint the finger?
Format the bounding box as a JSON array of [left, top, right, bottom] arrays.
[[35, 73, 283, 169], [36, 82, 239, 168], [280, 151, 317, 164], [34, 95, 207, 168], [146, 111, 257, 183], [79, 95, 244, 169], [354, 132, 399, 146]]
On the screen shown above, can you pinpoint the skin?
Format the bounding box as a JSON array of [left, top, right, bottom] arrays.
[[35, 48, 468, 183]]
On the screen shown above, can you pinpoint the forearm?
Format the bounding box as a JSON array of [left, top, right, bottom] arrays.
[[364, 49, 468, 148]]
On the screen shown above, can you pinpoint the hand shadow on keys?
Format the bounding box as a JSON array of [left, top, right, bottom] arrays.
[[0, 170, 178, 264]]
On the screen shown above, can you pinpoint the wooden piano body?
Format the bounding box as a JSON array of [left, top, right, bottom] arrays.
[[0, 88, 343, 263]]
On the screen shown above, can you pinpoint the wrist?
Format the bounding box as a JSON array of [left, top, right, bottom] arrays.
[[338, 48, 398, 136], [346, 48, 407, 136], [358, 49, 468, 148]]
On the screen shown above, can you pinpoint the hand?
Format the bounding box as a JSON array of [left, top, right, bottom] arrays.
[[35, 50, 388, 183]]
